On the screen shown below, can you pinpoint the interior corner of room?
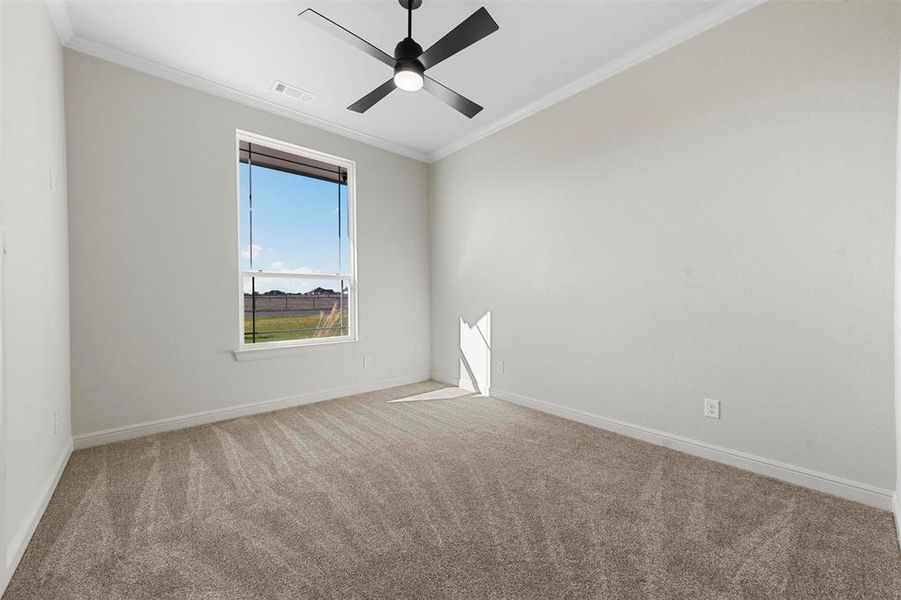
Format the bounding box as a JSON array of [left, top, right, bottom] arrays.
[[1, 0, 901, 597]]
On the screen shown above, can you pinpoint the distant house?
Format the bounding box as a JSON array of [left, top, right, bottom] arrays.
[[307, 287, 336, 296]]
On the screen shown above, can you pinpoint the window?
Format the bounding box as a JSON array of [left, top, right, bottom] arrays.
[[237, 131, 356, 349]]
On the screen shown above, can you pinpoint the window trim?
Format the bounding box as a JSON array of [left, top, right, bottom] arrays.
[[233, 130, 359, 356]]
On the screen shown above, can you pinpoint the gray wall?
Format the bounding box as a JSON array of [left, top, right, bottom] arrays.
[[0, 0, 72, 583], [429, 1, 899, 490], [65, 51, 431, 437]]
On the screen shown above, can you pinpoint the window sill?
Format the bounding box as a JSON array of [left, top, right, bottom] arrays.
[[232, 337, 358, 361]]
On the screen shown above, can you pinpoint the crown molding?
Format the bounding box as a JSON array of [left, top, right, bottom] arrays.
[[52, 0, 763, 165], [64, 36, 432, 163], [426, 0, 767, 163], [44, 0, 74, 45]]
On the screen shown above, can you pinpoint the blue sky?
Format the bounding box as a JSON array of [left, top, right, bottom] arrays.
[[239, 163, 349, 294]]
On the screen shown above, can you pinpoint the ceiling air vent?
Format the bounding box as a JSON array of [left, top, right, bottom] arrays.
[[271, 80, 315, 103]]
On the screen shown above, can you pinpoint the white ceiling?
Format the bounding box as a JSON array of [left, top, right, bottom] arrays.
[[52, 0, 756, 161]]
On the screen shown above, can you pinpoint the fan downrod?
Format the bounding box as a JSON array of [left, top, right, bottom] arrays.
[[398, 0, 422, 10]]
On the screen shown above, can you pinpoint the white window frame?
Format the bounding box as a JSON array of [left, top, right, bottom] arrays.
[[234, 130, 358, 357]]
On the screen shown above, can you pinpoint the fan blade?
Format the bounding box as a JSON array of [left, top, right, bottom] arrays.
[[299, 9, 395, 68], [419, 7, 499, 71], [423, 77, 483, 118], [348, 79, 397, 113]]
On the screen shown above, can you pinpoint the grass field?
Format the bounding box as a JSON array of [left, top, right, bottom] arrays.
[[244, 313, 348, 343]]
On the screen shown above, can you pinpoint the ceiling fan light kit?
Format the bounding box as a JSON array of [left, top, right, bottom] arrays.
[[394, 68, 424, 92], [393, 37, 425, 92], [299, 0, 498, 118]]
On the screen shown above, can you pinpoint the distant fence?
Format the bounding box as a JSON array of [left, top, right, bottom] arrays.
[[244, 293, 346, 313]]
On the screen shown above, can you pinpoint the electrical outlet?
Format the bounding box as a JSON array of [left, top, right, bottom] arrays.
[[497, 360, 504, 373], [51, 410, 59, 435], [363, 355, 372, 369], [704, 398, 720, 420]]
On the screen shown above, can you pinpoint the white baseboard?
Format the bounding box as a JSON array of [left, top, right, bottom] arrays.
[[4, 439, 72, 592], [893, 493, 901, 550], [492, 388, 894, 511], [432, 371, 487, 396], [432, 371, 469, 390], [74, 373, 431, 449]]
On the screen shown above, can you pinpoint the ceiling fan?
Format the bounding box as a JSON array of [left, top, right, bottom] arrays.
[[299, 0, 499, 118]]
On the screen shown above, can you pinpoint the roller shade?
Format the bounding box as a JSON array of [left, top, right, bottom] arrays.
[[239, 140, 347, 185]]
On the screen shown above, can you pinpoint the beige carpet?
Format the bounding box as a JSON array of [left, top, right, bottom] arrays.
[[4, 381, 900, 599]]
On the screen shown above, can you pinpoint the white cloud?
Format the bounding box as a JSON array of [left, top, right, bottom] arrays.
[[268, 264, 314, 276], [240, 244, 263, 261]]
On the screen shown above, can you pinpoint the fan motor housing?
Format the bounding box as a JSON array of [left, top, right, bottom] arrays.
[[394, 37, 423, 63], [394, 37, 424, 77]]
